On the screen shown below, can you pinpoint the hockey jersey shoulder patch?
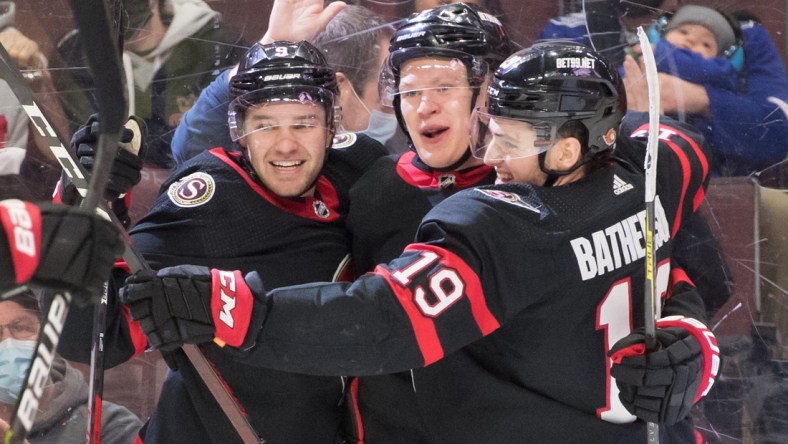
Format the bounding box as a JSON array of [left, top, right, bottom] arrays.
[[332, 132, 357, 149], [475, 188, 541, 214], [167, 172, 216, 207]]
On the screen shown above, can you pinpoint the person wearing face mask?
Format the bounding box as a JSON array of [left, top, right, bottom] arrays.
[[170, 2, 405, 164], [311, 5, 407, 153], [0, 292, 142, 444]]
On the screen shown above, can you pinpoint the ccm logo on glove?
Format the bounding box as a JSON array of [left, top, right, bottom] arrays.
[[211, 269, 254, 348]]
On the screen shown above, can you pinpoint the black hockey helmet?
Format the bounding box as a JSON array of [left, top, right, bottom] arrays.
[[228, 41, 340, 140], [380, 3, 513, 156], [485, 41, 625, 156], [382, 2, 513, 92], [389, 2, 512, 70]]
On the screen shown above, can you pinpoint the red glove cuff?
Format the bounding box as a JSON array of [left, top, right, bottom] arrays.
[[656, 316, 720, 402], [0, 200, 42, 285], [210, 269, 255, 348], [610, 342, 646, 364]]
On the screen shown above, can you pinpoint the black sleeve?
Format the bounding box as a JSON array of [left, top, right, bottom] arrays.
[[244, 273, 427, 376], [41, 267, 140, 368], [241, 216, 506, 376], [662, 267, 710, 325], [671, 211, 733, 320]]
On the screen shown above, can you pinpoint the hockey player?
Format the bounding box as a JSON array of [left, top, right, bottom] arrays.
[[348, 2, 513, 275], [52, 41, 386, 443], [1, 199, 122, 303], [121, 42, 717, 443], [336, 5, 514, 440], [166, 3, 514, 440]]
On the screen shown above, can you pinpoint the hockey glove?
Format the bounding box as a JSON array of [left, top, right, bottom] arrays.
[[609, 316, 720, 425], [0, 200, 124, 306], [119, 265, 267, 353], [60, 114, 146, 227]]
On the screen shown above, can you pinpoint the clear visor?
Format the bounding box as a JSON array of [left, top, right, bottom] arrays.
[[379, 57, 484, 108], [471, 108, 557, 160], [228, 94, 330, 141]]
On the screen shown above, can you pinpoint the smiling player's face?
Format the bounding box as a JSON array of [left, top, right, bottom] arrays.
[[238, 102, 331, 197]]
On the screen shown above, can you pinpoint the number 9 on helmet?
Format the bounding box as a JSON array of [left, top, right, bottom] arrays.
[[228, 41, 341, 141]]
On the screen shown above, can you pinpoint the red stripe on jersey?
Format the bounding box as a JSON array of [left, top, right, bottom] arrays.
[[404, 243, 500, 335], [669, 266, 693, 290], [375, 244, 500, 365], [209, 148, 341, 222], [0, 200, 42, 284], [121, 304, 148, 357], [115, 259, 147, 356], [376, 265, 444, 365], [395, 151, 493, 189], [630, 123, 708, 235], [348, 378, 365, 443], [663, 137, 691, 238], [670, 126, 709, 181], [664, 125, 708, 213]]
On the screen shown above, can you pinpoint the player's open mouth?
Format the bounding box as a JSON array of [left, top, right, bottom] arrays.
[[495, 169, 513, 183], [420, 126, 448, 139], [271, 161, 305, 168]]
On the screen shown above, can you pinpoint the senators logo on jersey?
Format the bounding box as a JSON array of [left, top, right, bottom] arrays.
[[168, 172, 216, 207]]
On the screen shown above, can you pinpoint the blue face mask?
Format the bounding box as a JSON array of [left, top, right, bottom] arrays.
[[345, 79, 399, 146], [360, 109, 399, 146], [0, 338, 36, 404]]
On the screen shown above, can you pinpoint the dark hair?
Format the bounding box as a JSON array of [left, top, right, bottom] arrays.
[[311, 5, 393, 98], [2, 290, 41, 317]]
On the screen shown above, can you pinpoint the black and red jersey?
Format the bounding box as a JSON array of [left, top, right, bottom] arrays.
[[54, 134, 386, 444], [345, 149, 496, 442], [241, 113, 712, 443], [347, 150, 496, 277]]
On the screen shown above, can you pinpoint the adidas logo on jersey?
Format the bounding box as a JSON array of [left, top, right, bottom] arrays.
[[613, 174, 633, 195]]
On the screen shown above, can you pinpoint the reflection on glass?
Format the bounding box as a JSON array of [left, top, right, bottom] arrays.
[[2, 1, 786, 442]]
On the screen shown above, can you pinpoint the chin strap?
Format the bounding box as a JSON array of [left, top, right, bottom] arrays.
[[435, 147, 474, 172]]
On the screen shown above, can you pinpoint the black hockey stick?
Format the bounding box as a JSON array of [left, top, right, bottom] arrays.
[[3, 0, 125, 443], [637, 26, 661, 444], [70, 0, 124, 441], [0, 24, 261, 444], [1, 0, 123, 440]]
